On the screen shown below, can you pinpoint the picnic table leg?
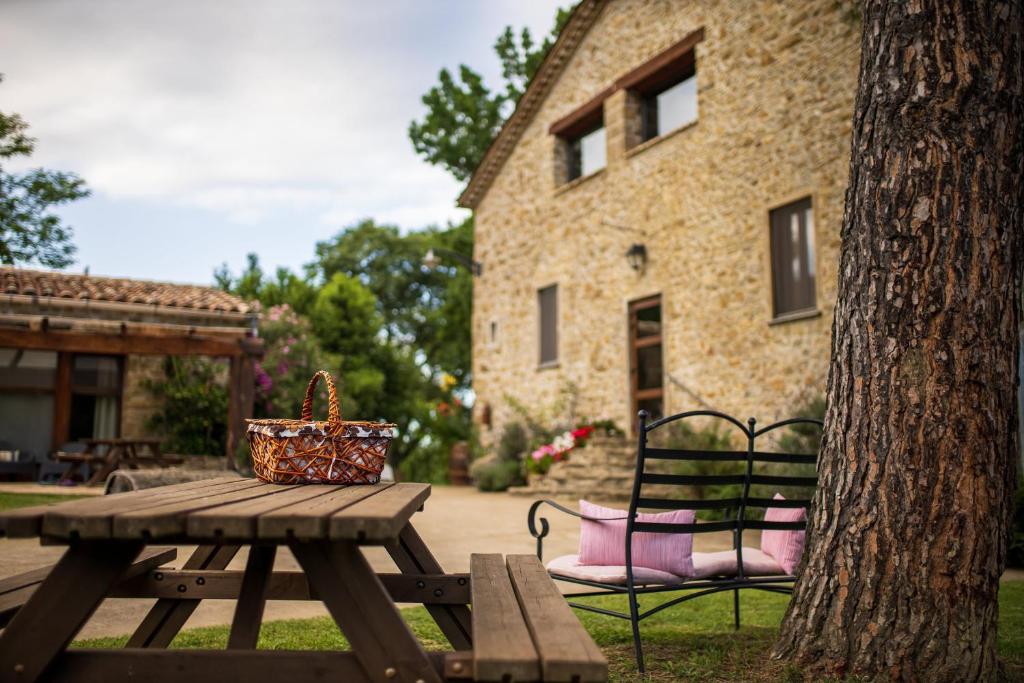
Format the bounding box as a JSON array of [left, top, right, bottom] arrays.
[[385, 523, 473, 650], [0, 541, 143, 683], [127, 544, 240, 648], [290, 539, 442, 683], [227, 544, 277, 649], [84, 446, 120, 486]]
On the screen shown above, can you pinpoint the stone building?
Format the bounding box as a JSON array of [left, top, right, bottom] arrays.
[[0, 267, 260, 477], [460, 0, 860, 442]]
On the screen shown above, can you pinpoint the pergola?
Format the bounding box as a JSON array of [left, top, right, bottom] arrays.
[[0, 268, 263, 468]]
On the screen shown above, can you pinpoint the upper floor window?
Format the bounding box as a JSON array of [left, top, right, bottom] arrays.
[[551, 99, 606, 184], [769, 197, 816, 318], [538, 284, 558, 366], [640, 67, 697, 141], [619, 28, 704, 147], [568, 123, 607, 180]]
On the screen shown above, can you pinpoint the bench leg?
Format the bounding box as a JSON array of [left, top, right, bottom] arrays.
[[385, 523, 473, 650], [127, 544, 240, 648], [733, 589, 741, 630], [0, 541, 143, 683], [291, 539, 441, 683], [626, 583, 645, 673]]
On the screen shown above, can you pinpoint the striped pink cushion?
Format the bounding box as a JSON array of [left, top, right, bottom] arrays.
[[577, 500, 695, 577], [760, 493, 806, 574]]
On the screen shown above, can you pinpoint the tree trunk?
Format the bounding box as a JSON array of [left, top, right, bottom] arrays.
[[774, 2, 1023, 681]]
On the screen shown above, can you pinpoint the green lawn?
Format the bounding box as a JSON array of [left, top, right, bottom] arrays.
[[76, 582, 1024, 682], [0, 491, 92, 511]]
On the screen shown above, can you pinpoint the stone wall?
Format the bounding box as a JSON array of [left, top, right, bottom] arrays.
[[472, 0, 860, 445], [120, 354, 167, 439], [510, 435, 636, 503]]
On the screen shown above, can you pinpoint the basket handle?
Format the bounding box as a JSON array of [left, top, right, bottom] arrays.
[[301, 370, 341, 423]]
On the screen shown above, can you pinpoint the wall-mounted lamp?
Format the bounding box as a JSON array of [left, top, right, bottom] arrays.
[[423, 247, 483, 276], [626, 243, 647, 272]]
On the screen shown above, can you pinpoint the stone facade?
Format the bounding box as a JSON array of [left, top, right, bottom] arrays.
[[120, 354, 168, 439], [470, 0, 860, 443]]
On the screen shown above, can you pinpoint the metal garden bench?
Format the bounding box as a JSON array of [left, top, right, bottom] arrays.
[[527, 409, 822, 672]]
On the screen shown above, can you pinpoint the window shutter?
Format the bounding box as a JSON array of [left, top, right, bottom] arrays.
[[538, 285, 558, 364]]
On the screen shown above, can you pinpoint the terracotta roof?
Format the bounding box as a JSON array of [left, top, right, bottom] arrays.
[[0, 267, 250, 314], [457, 0, 607, 209]]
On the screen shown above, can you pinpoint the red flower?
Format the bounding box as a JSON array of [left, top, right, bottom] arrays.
[[571, 426, 595, 440]]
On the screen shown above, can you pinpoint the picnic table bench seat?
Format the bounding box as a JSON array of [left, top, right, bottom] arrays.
[[470, 554, 606, 683], [0, 546, 176, 628]]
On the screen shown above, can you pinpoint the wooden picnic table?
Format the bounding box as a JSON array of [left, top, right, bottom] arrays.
[[0, 477, 606, 683], [56, 438, 184, 486]]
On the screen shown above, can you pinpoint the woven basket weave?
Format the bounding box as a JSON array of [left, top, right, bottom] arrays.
[[246, 370, 395, 485]]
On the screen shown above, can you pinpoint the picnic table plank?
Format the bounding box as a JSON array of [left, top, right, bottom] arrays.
[[470, 553, 540, 683], [328, 483, 431, 541], [42, 478, 260, 539], [188, 484, 342, 539], [0, 477, 242, 538], [506, 554, 608, 682], [257, 483, 393, 540], [112, 484, 289, 539]]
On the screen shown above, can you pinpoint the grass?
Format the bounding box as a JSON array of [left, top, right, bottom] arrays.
[[0, 491, 92, 511], [76, 582, 1024, 682]]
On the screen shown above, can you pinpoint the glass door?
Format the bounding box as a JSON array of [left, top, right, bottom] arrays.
[[629, 295, 664, 429]]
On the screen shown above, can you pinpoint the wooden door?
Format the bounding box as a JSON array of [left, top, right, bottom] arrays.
[[629, 296, 664, 429]]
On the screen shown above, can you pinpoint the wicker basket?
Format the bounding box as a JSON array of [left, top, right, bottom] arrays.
[[246, 370, 395, 484]]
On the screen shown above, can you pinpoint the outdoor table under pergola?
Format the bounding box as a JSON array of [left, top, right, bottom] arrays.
[[0, 477, 606, 683]]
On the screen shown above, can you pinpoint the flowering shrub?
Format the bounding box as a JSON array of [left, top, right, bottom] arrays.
[[526, 425, 596, 476], [255, 304, 341, 419]]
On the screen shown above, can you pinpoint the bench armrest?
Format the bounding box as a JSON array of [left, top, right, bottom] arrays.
[[527, 499, 628, 561]]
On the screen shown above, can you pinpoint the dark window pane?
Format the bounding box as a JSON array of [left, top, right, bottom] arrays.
[[0, 394, 54, 460], [538, 285, 558, 364], [638, 398, 664, 421], [0, 349, 57, 389], [636, 305, 661, 338], [636, 345, 664, 391], [770, 198, 816, 316], [72, 355, 120, 392]]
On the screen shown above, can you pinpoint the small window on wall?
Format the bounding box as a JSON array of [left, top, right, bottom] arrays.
[[640, 63, 697, 141], [770, 197, 817, 318], [566, 123, 606, 181], [538, 285, 558, 366]]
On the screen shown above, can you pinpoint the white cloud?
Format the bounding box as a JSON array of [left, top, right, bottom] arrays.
[[0, 0, 563, 278]]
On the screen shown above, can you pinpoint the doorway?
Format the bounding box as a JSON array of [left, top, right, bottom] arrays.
[[629, 295, 664, 429]]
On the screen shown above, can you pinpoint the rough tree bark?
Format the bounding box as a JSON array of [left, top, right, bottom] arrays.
[[774, 1, 1023, 681]]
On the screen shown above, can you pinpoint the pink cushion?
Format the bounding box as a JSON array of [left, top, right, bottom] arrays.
[[760, 493, 806, 574], [577, 500, 695, 577], [546, 554, 684, 585], [691, 548, 785, 578]]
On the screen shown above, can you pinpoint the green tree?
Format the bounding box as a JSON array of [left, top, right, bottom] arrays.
[[408, 6, 573, 182], [313, 217, 473, 387], [214, 253, 317, 315], [0, 75, 89, 267]]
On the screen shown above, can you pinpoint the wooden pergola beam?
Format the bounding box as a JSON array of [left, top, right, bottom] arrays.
[[0, 327, 261, 358]]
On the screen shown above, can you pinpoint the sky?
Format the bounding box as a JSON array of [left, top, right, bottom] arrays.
[[0, 0, 563, 285]]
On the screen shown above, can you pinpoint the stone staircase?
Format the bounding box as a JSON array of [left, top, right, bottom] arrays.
[[508, 435, 637, 503]]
